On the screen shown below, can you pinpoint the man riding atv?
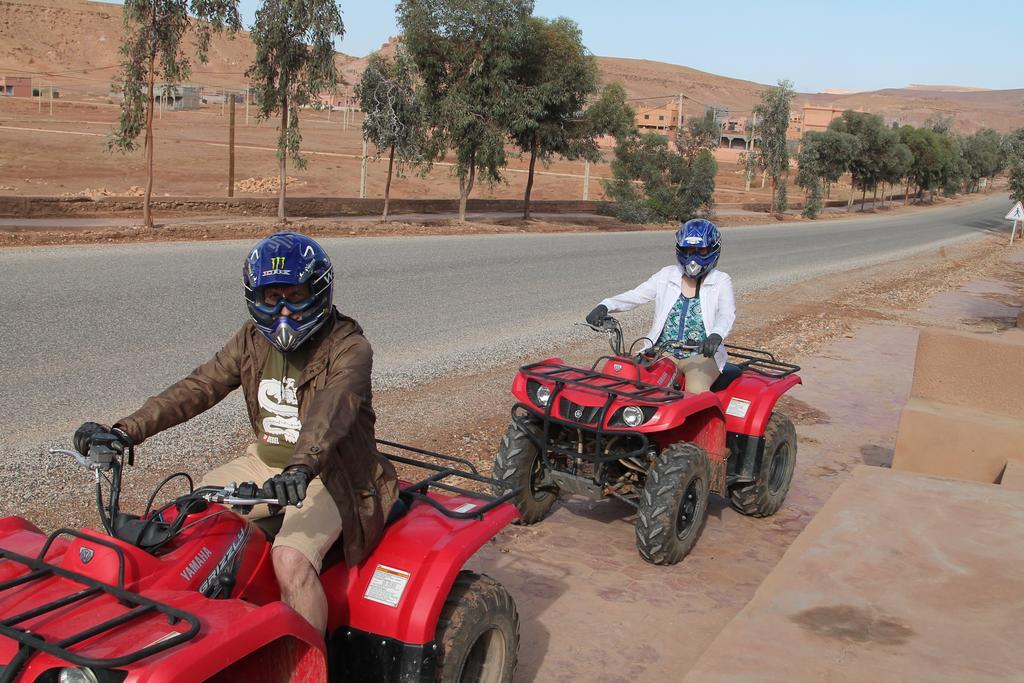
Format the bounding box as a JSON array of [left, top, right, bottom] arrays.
[[587, 218, 736, 394], [74, 231, 398, 635]]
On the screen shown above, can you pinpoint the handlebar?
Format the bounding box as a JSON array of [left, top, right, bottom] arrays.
[[199, 483, 303, 509]]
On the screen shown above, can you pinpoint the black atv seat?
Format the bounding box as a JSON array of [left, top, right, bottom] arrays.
[[254, 494, 410, 569], [710, 363, 743, 392]]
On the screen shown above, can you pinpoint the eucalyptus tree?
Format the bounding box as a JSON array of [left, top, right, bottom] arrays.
[[398, 0, 535, 221], [109, 0, 240, 227], [247, 0, 345, 222], [750, 80, 795, 214], [356, 49, 427, 221], [511, 16, 599, 219]]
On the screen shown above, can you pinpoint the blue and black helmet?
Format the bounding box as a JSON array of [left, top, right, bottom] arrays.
[[243, 232, 334, 352], [675, 218, 721, 279]]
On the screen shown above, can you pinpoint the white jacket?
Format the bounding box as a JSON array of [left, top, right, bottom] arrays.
[[600, 266, 736, 371]]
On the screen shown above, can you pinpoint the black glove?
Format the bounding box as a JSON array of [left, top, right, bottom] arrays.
[[700, 333, 723, 358], [74, 422, 132, 454], [262, 466, 312, 510], [586, 304, 609, 327]]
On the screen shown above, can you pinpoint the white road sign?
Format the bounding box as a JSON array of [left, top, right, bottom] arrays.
[[1006, 202, 1024, 221]]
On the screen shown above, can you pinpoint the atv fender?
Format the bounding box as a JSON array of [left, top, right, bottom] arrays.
[[321, 495, 518, 646], [717, 373, 802, 437]]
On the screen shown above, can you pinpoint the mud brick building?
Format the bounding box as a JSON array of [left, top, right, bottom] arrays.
[[1, 76, 32, 97]]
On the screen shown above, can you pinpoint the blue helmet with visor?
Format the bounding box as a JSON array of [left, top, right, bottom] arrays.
[[675, 218, 721, 279], [243, 232, 334, 353]]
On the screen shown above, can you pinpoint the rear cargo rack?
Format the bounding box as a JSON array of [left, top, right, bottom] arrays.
[[519, 361, 686, 404], [726, 345, 801, 378], [0, 528, 200, 681], [376, 440, 520, 521]]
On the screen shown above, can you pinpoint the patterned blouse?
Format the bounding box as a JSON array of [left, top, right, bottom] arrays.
[[657, 294, 707, 358]]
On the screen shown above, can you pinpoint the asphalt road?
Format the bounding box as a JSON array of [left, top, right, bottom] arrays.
[[0, 194, 1011, 462]]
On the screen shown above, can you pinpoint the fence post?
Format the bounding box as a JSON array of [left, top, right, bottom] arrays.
[[359, 137, 368, 199]]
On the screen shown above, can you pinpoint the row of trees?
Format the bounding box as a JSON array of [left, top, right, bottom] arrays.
[[797, 112, 1023, 219], [358, 1, 635, 222], [110, 0, 346, 226], [110, 0, 640, 226]]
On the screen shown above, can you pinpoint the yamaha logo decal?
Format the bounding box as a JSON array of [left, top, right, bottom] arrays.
[[79, 547, 94, 564], [613, 363, 622, 371]]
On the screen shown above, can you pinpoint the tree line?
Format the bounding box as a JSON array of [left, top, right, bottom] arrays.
[[797, 113, 1024, 219], [106, 0, 1024, 228], [108, 0, 637, 226]]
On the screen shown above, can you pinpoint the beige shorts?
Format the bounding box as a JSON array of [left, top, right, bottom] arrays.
[[200, 445, 342, 573], [663, 353, 721, 394]]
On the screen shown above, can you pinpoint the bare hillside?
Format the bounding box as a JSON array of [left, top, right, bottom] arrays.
[[0, 0, 355, 91], [2, 0, 1022, 131]]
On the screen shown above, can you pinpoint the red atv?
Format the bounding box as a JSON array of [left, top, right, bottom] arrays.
[[0, 437, 521, 682], [493, 317, 802, 565]]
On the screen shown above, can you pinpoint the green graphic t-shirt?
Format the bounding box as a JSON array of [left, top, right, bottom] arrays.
[[255, 346, 310, 469]]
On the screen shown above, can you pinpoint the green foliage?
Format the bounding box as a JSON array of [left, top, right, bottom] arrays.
[[584, 82, 635, 141], [795, 132, 824, 218], [1010, 157, 1024, 205], [355, 49, 427, 172], [675, 111, 719, 163], [246, 0, 344, 171], [828, 111, 893, 199], [109, 0, 240, 153], [751, 79, 794, 213], [602, 131, 716, 223], [398, 0, 535, 218], [961, 128, 1004, 191], [511, 17, 599, 163]]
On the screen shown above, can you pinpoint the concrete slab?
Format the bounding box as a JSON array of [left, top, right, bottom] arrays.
[[1000, 460, 1024, 490], [892, 397, 1024, 482], [908, 327, 1024, 420], [684, 466, 1024, 683]]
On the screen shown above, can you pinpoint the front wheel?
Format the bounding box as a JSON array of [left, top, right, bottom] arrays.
[[635, 442, 710, 565], [492, 420, 559, 524], [435, 572, 519, 683], [729, 412, 797, 517]]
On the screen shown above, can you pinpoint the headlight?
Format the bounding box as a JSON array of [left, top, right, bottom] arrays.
[[59, 669, 100, 683], [622, 406, 645, 427], [535, 385, 552, 407]]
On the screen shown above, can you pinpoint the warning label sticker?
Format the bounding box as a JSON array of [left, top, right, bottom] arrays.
[[726, 398, 751, 418], [454, 503, 477, 514], [364, 565, 411, 608]]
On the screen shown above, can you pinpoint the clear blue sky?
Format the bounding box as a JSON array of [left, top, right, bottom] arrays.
[[230, 0, 1017, 93]]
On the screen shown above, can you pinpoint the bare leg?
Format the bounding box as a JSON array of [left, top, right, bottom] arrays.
[[272, 546, 327, 634]]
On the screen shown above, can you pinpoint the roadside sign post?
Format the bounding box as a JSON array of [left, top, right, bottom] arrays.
[[1006, 202, 1024, 245]]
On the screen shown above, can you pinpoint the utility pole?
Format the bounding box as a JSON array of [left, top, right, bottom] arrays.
[[48, 85, 53, 116], [676, 93, 683, 131], [245, 86, 249, 126], [583, 160, 591, 200], [228, 95, 236, 197], [745, 114, 755, 192], [359, 137, 368, 199]]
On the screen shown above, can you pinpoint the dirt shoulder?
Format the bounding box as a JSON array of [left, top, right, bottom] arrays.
[[0, 188, 1002, 248]]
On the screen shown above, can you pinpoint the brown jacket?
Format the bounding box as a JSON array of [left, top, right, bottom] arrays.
[[115, 309, 398, 567]]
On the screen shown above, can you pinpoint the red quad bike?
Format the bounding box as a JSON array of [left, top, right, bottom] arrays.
[[493, 317, 802, 565], [0, 437, 522, 682]]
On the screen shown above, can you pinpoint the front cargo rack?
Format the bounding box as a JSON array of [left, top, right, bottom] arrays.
[[0, 529, 200, 682], [376, 440, 520, 521], [518, 361, 686, 404]]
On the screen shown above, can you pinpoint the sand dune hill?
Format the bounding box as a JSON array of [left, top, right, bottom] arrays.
[[0, 0, 355, 90], [2, 0, 1022, 131]]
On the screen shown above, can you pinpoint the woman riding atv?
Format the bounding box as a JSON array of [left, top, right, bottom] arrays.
[[586, 218, 736, 393]]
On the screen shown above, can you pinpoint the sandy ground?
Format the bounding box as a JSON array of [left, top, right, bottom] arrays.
[[0, 94, 898, 215]]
